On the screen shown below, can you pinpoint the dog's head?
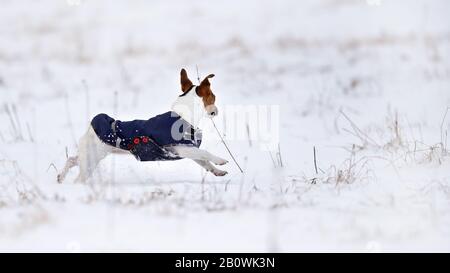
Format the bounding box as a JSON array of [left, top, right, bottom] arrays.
[[180, 68, 218, 118]]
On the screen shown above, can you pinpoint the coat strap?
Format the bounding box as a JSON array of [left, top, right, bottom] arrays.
[[111, 120, 122, 148]]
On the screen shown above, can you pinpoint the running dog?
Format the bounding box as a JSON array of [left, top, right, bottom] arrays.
[[57, 69, 228, 183]]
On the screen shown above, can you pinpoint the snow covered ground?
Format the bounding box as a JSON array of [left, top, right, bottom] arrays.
[[0, 0, 450, 252]]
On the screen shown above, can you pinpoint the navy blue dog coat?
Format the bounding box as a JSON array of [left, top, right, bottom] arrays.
[[90, 111, 202, 161]]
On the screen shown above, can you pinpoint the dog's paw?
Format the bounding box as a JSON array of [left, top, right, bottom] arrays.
[[213, 158, 229, 166], [212, 169, 228, 176]]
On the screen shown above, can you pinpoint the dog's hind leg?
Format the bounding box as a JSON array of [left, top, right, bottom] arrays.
[[74, 126, 111, 183], [57, 156, 78, 183], [75, 158, 95, 184]]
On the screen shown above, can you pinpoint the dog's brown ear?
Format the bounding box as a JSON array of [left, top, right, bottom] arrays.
[[180, 68, 193, 92], [200, 74, 215, 87]]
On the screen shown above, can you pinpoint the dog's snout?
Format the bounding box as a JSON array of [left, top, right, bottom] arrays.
[[206, 105, 218, 117]]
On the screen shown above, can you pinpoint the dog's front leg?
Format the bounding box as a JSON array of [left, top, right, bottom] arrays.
[[171, 146, 228, 165], [193, 160, 228, 176]]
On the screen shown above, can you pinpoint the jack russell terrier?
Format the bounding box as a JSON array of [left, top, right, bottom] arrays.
[[57, 69, 229, 183]]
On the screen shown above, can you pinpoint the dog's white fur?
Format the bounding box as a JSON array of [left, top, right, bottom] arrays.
[[57, 85, 228, 183]]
